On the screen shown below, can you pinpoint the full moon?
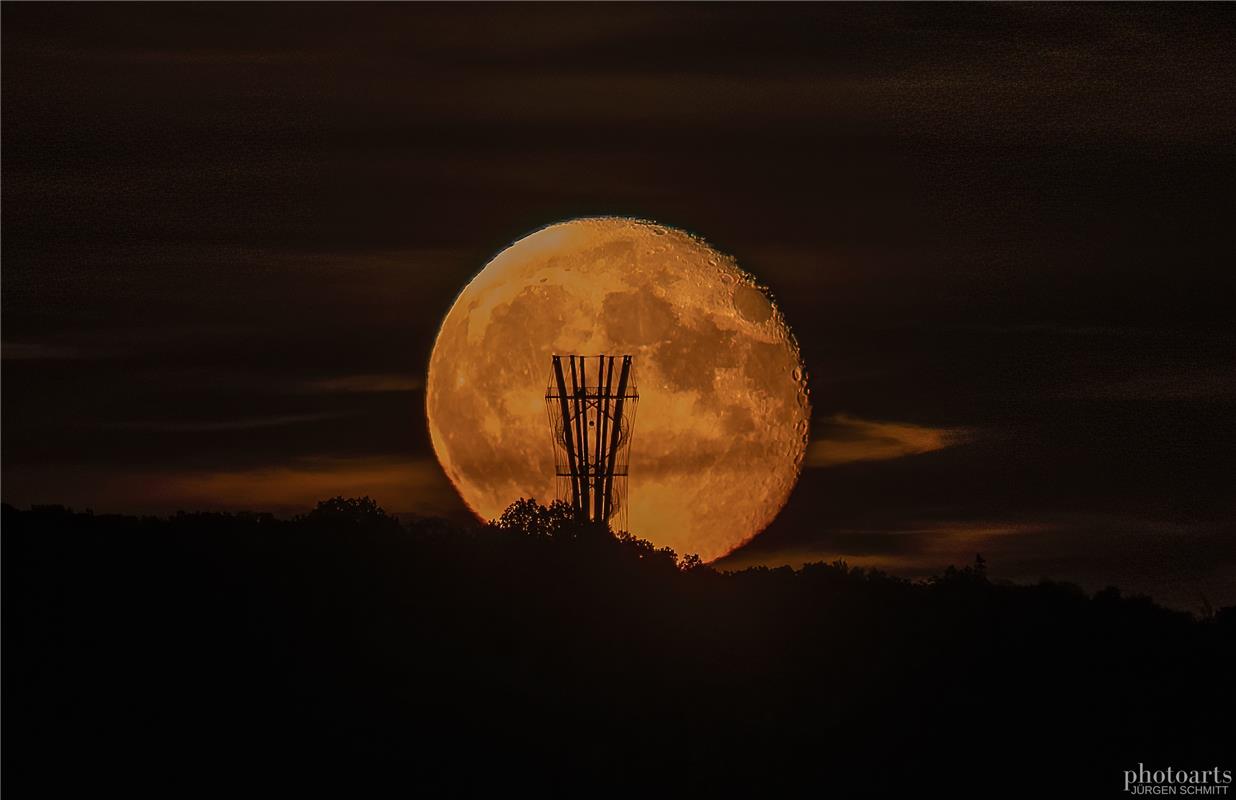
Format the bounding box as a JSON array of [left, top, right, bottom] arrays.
[[426, 217, 809, 561]]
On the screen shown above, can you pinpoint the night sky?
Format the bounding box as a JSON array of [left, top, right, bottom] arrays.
[[4, 4, 1234, 609]]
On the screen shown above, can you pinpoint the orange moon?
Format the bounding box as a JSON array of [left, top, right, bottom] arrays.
[[426, 217, 809, 561]]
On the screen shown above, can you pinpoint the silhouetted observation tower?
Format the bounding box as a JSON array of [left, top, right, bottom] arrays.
[[545, 355, 638, 527]]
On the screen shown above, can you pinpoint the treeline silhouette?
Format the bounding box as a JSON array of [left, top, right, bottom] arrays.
[[4, 498, 1233, 795]]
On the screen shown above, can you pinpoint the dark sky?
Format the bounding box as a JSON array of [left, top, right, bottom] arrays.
[[4, 3, 1234, 609]]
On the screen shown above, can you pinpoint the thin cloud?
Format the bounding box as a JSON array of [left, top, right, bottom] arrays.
[[140, 456, 454, 515], [2, 342, 89, 360], [4, 456, 460, 519], [1070, 367, 1236, 401], [806, 413, 969, 468], [715, 515, 1236, 612], [110, 412, 351, 433], [300, 374, 423, 394]]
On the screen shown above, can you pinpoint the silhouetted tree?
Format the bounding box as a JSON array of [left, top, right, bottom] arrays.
[[300, 495, 395, 529], [678, 553, 705, 572], [490, 497, 575, 538]]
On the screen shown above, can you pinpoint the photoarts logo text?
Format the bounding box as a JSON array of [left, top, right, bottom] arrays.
[[1125, 764, 1232, 795]]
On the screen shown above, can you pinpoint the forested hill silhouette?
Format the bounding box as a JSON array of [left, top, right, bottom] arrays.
[[5, 498, 1233, 796]]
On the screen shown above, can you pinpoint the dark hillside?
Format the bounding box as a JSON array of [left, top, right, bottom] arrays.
[[4, 499, 1232, 796]]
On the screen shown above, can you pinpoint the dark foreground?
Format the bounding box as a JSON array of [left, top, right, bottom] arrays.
[[4, 499, 1233, 796]]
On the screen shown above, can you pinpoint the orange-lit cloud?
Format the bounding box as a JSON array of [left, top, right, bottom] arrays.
[[141, 457, 453, 514], [806, 413, 968, 468]]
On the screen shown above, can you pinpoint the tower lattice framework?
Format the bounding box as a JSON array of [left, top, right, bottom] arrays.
[[545, 355, 638, 527]]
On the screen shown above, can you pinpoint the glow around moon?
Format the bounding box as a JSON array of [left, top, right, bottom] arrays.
[[426, 217, 809, 561]]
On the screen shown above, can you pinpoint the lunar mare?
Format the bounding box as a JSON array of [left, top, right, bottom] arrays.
[[426, 217, 809, 561]]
